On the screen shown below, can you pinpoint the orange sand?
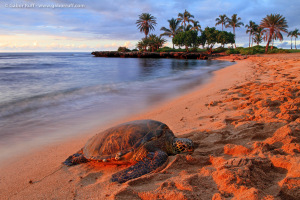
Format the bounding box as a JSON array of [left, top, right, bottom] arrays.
[[1, 53, 299, 200]]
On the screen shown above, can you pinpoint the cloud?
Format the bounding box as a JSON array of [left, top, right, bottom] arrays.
[[0, 0, 299, 51]]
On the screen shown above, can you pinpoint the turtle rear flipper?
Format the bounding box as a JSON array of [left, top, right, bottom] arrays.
[[111, 150, 168, 183], [63, 150, 88, 166]]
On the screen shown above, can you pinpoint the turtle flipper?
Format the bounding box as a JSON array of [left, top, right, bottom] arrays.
[[111, 150, 168, 183], [63, 149, 88, 166]]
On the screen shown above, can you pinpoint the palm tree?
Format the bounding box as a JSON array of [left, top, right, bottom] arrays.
[[136, 38, 149, 51], [287, 31, 294, 49], [271, 32, 282, 50], [160, 18, 182, 49], [245, 21, 257, 47], [260, 14, 288, 53], [183, 21, 201, 32], [225, 14, 244, 48], [177, 10, 195, 29], [253, 27, 263, 46], [215, 14, 228, 31], [292, 29, 300, 49], [191, 20, 201, 31], [136, 13, 157, 39], [148, 34, 166, 52]]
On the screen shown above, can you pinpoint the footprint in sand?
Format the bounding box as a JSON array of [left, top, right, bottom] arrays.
[[77, 172, 103, 187]]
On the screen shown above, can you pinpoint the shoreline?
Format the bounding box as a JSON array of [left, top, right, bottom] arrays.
[[1, 53, 299, 199], [92, 51, 215, 59], [0, 57, 232, 165]]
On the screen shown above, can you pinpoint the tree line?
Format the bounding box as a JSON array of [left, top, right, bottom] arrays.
[[133, 10, 299, 53]]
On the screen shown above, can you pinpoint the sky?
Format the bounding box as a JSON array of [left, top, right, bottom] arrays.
[[0, 0, 299, 52]]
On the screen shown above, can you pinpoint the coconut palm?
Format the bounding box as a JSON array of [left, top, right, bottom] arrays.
[[260, 14, 288, 53], [253, 27, 263, 46], [148, 34, 166, 52], [271, 32, 282, 50], [160, 18, 182, 49], [245, 21, 257, 47], [136, 38, 149, 51], [190, 20, 201, 31], [226, 14, 244, 48], [287, 31, 294, 49], [136, 13, 157, 39], [215, 14, 228, 31], [292, 29, 300, 49], [177, 10, 195, 29]]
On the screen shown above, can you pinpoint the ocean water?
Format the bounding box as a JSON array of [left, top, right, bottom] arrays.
[[0, 52, 232, 160]]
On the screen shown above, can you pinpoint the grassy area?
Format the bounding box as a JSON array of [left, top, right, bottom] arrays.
[[224, 45, 291, 55], [124, 46, 300, 55], [287, 49, 300, 53], [156, 47, 206, 52], [156, 45, 292, 55]]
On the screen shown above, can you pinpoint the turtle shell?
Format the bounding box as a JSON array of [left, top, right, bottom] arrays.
[[83, 120, 173, 161]]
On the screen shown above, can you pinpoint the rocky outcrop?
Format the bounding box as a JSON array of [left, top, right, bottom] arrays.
[[91, 51, 211, 59]]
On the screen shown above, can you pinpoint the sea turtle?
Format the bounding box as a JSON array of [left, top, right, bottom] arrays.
[[63, 119, 194, 183]]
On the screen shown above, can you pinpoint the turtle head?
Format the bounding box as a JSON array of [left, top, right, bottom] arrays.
[[172, 138, 194, 154]]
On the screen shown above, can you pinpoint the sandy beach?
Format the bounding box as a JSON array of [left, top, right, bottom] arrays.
[[1, 53, 299, 200]]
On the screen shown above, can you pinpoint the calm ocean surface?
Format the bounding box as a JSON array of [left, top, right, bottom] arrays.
[[0, 52, 232, 159]]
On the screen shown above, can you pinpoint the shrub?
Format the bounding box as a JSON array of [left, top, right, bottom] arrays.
[[156, 47, 173, 52], [156, 47, 186, 52], [173, 30, 199, 52], [118, 46, 131, 52], [213, 47, 227, 53], [267, 49, 289, 54], [225, 48, 240, 55], [239, 48, 254, 55]]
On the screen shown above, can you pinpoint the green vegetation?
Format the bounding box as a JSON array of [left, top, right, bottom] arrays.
[[172, 30, 198, 52], [288, 49, 300, 53], [136, 34, 166, 52], [253, 27, 263, 46], [177, 10, 195, 30], [132, 11, 298, 55], [156, 47, 206, 52], [260, 14, 288, 53], [136, 13, 157, 38], [215, 14, 228, 31], [117, 46, 131, 52], [288, 28, 300, 49], [225, 14, 244, 48], [160, 18, 182, 49], [224, 45, 289, 55], [245, 21, 257, 47]]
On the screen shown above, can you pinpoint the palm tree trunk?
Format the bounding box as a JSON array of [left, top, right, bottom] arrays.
[[295, 38, 297, 49], [265, 32, 272, 53], [222, 23, 223, 31], [249, 34, 250, 47], [291, 37, 292, 49], [185, 45, 189, 52], [233, 27, 236, 48]]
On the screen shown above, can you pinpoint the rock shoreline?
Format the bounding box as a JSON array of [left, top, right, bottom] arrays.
[[91, 51, 211, 59]]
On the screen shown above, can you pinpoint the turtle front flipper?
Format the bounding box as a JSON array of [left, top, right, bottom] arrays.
[[63, 149, 88, 166], [111, 150, 168, 183]]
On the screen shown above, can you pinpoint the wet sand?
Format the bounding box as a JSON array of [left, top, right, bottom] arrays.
[[1, 53, 299, 200]]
